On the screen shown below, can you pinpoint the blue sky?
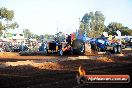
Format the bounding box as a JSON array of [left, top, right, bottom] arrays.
[[0, 0, 132, 35]]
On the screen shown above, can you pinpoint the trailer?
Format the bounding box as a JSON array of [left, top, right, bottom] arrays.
[[45, 39, 85, 56], [90, 36, 122, 54], [42, 31, 87, 56]]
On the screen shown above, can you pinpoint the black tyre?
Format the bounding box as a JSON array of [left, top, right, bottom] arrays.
[[117, 46, 122, 53], [113, 46, 118, 53], [72, 39, 85, 55]]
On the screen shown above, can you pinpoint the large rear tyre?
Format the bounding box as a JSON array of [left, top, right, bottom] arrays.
[[72, 39, 85, 55]]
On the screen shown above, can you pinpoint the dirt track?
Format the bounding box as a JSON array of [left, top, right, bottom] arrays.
[[0, 49, 132, 88]]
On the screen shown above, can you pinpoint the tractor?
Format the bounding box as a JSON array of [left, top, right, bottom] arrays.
[[46, 31, 86, 56], [90, 32, 122, 54]]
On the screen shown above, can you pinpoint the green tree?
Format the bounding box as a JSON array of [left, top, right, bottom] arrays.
[[55, 31, 65, 42], [79, 22, 85, 34], [106, 22, 132, 36], [34, 34, 39, 39], [43, 34, 54, 41], [0, 7, 18, 35], [89, 12, 95, 31], [23, 29, 32, 38], [80, 11, 105, 37], [107, 22, 123, 35], [119, 27, 132, 36], [44, 33, 49, 39], [81, 13, 90, 33], [94, 11, 105, 32]]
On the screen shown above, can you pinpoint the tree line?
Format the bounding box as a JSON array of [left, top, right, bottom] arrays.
[[79, 11, 132, 37], [0, 7, 19, 36], [0, 7, 132, 38]]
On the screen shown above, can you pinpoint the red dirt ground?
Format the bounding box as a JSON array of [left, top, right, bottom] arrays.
[[0, 49, 132, 88]]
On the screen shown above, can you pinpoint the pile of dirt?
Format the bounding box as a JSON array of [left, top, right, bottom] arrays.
[[37, 62, 62, 70], [0, 53, 132, 88], [0, 52, 19, 57], [0, 52, 59, 59], [0, 60, 62, 70], [96, 57, 114, 62]]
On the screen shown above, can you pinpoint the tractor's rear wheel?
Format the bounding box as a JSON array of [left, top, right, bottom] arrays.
[[72, 39, 85, 55]]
